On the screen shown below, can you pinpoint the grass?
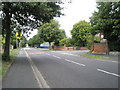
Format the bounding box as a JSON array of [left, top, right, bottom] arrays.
[[0, 49, 20, 79], [83, 54, 109, 59]]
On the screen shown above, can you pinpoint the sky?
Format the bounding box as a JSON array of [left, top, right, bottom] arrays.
[[28, 0, 97, 39]]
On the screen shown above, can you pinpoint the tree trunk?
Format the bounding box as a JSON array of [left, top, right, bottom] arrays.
[[106, 39, 109, 55], [91, 35, 94, 52], [49, 42, 51, 50], [3, 23, 11, 61], [2, 3, 12, 61]]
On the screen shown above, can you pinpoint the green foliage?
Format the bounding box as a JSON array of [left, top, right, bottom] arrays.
[[2, 49, 19, 77], [0, 35, 3, 45], [94, 36, 102, 43], [90, 2, 120, 51], [2, 2, 62, 61], [59, 38, 68, 46], [71, 20, 91, 47], [10, 35, 16, 49], [20, 36, 27, 47], [53, 29, 66, 46], [86, 35, 94, 50], [83, 54, 109, 59], [28, 34, 43, 47], [38, 19, 66, 46], [59, 38, 75, 47]]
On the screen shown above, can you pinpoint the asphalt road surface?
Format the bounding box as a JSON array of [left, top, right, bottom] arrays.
[[2, 48, 119, 88]]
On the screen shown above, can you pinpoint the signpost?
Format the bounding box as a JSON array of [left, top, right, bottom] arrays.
[[16, 32, 22, 48]]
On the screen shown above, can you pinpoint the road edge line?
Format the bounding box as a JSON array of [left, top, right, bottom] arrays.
[[24, 49, 50, 88]]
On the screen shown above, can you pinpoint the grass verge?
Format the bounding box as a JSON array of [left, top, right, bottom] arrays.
[[82, 54, 109, 59], [0, 49, 20, 79]]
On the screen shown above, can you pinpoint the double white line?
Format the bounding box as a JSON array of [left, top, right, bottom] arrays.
[[24, 49, 50, 88]]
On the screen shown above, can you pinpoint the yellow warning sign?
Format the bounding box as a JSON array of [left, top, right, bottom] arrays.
[[16, 32, 22, 39]]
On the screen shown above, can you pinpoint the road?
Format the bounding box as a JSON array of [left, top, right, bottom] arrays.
[[2, 48, 119, 88]]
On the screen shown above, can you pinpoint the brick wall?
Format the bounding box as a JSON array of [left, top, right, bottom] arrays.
[[53, 46, 76, 51], [67, 47, 74, 50], [53, 46, 68, 50], [92, 42, 108, 54], [80, 47, 88, 50], [53, 46, 88, 51]]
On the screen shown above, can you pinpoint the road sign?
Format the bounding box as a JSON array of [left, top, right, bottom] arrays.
[[16, 32, 22, 39]]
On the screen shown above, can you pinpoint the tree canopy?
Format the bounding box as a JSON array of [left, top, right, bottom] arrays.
[[90, 2, 120, 51], [38, 19, 66, 46], [2, 2, 62, 61], [71, 20, 91, 47], [28, 34, 43, 47]]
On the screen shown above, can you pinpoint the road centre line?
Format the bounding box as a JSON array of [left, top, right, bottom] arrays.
[[97, 69, 120, 77], [45, 53, 119, 77], [52, 55, 61, 59], [65, 59, 86, 66], [51, 54, 85, 66], [46, 53, 51, 56], [24, 49, 50, 88], [60, 53, 118, 64]]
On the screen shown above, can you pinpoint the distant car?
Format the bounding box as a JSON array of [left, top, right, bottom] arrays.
[[37, 46, 50, 49]]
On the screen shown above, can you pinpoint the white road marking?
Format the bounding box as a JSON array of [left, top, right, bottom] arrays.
[[74, 55, 78, 56], [65, 59, 86, 66], [97, 69, 120, 77], [52, 55, 61, 59], [112, 61, 118, 63], [60, 53, 80, 57], [24, 49, 50, 88], [61, 53, 74, 56], [46, 54, 51, 56]]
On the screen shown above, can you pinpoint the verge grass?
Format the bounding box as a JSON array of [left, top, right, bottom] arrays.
[[0, 49, 20, 79], [83, 54, 109, 59]]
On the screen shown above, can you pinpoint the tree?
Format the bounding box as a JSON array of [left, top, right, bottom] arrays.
[[38, 19, 66, 48], [20, 36, 27, 47], [59, 38, 75, 47], [71, 20, 91, 47], [90, 2, 120, 51], [28, 34, 43, 47], [2, 2, 62, 61], [53, 29, 66, 46]]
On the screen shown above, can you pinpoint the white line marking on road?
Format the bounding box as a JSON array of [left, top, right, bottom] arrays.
[[60, 53, 80, 57], [74, 55, 78, 56], [97, 69, 120, 77], [46, 53, 51, 56], [52, 55, 61, 59], [24, 49, 50, 88], [65, 59, 86, 66], [112, 61, 117, 63]]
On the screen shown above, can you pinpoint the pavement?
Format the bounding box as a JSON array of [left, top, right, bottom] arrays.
[[2, 48, 119, 88], [2, 49, 39, 88]]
